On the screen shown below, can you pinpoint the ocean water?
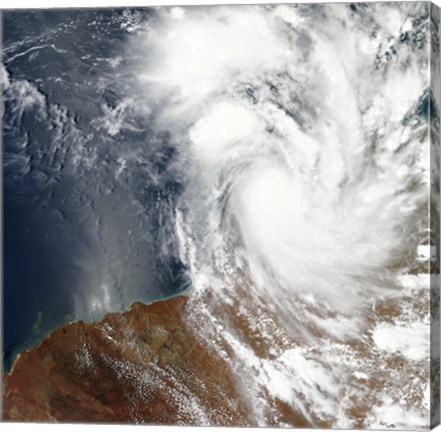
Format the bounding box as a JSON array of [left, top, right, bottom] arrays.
[[2, 3, 439, 428], [2, 9, 190, 370]]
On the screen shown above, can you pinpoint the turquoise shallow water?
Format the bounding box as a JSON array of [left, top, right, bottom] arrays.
[[2, 9, 190, 372], [2, 4, 437, 429], [3, 282, 192, 374]]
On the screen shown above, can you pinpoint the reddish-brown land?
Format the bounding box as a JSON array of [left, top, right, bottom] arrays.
[[2, 296, 248, 425]]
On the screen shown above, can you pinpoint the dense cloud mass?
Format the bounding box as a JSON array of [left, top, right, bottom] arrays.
[[2, 2, 439, 428], [133, 4, 436, 427], [138, 4, 429, 315]]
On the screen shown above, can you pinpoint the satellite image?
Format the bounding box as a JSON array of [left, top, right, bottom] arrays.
[[1, 2, 440, 429]]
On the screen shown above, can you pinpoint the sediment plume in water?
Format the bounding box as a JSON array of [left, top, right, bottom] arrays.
[[2, 3, 439, 429]]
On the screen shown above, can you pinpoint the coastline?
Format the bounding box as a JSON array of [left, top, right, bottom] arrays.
[[2, 287, 250, 425], [3, 282, 193, 377]]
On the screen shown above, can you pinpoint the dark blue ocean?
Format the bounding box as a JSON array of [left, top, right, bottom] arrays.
[[2, 9, 190, 371]]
